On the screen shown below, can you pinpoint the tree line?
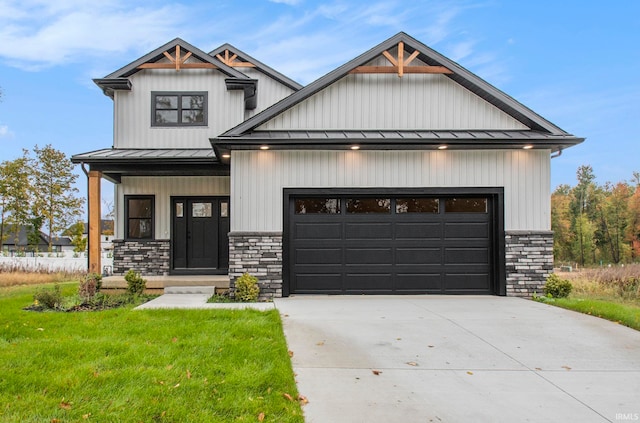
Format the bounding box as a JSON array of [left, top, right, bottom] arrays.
[[552, 165, 640, 266], [0, 145, 84, 252]]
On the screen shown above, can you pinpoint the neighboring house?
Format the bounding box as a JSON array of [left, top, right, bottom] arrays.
[[1, 225, 73, 255], [82, 220, 115, 254], [73, 32, 583, 298], [64, 220, 115, 254]]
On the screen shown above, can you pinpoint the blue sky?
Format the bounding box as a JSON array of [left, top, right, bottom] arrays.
[[0, 0, 639, 218]]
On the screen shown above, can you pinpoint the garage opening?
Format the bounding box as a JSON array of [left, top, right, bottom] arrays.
[[284, 189, 505, 295]]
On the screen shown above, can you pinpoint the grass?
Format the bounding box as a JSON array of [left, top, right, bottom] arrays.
[[537, 296, 640, 331], [0, 269, 82, 287], [538, 265, 640, 331], [0, 283, 303, 422], [562, 264, 640, 304]]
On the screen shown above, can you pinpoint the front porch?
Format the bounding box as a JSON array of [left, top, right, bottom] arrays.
[[101, 274, 230, 295]]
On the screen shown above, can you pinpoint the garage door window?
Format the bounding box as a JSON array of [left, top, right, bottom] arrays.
[[396, 198, 439, 213], [445, 198, 487, 213], [295, 198, 340, 214], [346, 198, 391, 214]]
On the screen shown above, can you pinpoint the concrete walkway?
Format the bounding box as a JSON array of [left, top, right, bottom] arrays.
[[274, 296, 640, 423], [134, 286, 274, 310]]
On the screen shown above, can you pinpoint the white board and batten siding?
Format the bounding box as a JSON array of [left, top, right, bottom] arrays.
[[231, 149, 551, 232], [115, 176, 230, 239], [258, 54, 528, 131], [240, 67, 297, 119], [114, 67, 245, 149]]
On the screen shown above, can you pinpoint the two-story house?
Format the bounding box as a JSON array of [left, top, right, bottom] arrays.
[[73, 32, 583, 299]]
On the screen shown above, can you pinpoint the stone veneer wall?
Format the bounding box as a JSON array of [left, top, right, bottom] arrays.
[[228, 232, 283, 301], [112, 239, 170, 276], [505, 231, 554, 297]]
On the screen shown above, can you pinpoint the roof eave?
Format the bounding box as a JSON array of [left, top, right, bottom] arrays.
[[93, 78, 132, 98], [211, 136, 585, 159]]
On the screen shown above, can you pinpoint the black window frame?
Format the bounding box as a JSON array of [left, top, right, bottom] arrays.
[[151, 91, 208, 127], [125, 195, 155, 241]]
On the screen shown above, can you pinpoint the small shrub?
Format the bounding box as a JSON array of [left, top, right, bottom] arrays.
[[207, 292, 235, 303], [124, 269, 146, 296], [78, 273, 103, 302], [614, 276, 640, 300], [544, 274, 573, 298], [33, 284, 63, 310], [234, 273, 260, 302]]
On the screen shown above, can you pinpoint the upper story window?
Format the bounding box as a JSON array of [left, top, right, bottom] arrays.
[[151, 92, 207, 127]]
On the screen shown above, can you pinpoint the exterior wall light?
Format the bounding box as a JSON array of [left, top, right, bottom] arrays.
[[350, 145, 360, 150], [438, 145, 448, 150], [221, 153, 231, 159], [260, 145, 270, 150], [523, 145, 534, 150]]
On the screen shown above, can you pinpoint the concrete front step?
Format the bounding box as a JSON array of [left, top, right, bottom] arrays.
[[102, 275, 230, 293], [164, 286, 215, 295]]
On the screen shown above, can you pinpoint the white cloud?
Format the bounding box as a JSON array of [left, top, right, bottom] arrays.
[[447, 40, 475, 62], [0, 124, 11, 138], [0, 0, 191, 70], [0, 0, 496, 86]]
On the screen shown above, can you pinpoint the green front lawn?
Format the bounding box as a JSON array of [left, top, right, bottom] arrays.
[[537, 296, 640, 331], [0, 283, 303, 422]]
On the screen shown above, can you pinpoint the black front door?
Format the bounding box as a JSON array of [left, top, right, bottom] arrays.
[[172, 197, 229, 274]]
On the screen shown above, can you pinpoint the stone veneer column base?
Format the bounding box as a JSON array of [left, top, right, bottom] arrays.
[[228, 232, 283, 301], [505, 231, 554, 297], [112, 239, 170, 276]]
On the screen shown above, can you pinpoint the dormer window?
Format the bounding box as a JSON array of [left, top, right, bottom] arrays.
[[151, 91, 207, 127]]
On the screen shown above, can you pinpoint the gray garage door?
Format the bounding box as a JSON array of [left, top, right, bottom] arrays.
[[288, 195, 495, 294]]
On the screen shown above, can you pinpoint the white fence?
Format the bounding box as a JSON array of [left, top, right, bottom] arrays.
[[0, 256, 114, 274]]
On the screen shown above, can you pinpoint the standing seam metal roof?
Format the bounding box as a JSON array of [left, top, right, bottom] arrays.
[[71, 148, 216, 163]]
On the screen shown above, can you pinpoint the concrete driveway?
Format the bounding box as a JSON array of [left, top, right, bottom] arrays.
[[274, 296, 640, 423]]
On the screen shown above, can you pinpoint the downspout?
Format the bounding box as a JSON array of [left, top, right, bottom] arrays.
[[80, 162, 90, 270], [551, 148, 563, 159]]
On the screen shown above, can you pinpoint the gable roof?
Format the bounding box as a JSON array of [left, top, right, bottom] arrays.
[[95, 38, 249, 97], [105, 38, 247, 79], [213, 32, 583, 154], [209, 43, 303, 91], [77, 220, 114, 235]]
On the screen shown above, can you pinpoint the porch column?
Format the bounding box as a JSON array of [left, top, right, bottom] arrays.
[[88, 170, 102, 274]]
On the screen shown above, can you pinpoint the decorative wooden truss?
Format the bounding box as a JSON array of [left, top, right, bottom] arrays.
[[137, 45, 217, 71], [349, 42, 452, 77], [215, 49, 256, 68], [136, 46, 256, 72]]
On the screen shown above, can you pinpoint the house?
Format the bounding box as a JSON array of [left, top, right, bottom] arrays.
[[73, 32, 583, 298], [63, 220, 115, 254], [83, 220, 115, 254], [1, 225, 74, 255]]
